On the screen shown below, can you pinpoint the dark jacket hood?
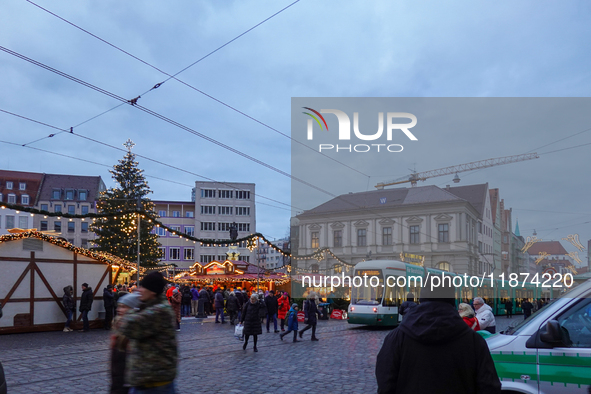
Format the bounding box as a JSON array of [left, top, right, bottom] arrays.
[[398, 301, 471, 345]]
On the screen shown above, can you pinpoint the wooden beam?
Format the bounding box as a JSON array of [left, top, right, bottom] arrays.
[[34, 262, 67, 316], [0, 262, 32, 309], [30, 251, 35, 326]]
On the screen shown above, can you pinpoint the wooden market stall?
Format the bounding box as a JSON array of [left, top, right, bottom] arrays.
[[0, 230, 137, 334]]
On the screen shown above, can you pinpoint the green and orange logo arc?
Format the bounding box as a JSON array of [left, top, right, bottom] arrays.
[[302, 107, 329, 131]]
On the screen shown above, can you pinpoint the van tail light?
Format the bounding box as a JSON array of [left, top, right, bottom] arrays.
[[351, 306, 355, 311], [373, 307, 378, 313]]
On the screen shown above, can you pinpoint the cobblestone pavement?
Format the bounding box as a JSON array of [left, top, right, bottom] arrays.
[[0, 315, 524, 394]]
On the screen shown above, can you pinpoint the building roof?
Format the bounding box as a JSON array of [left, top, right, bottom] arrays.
[[38, 174, 105, 201], [153, 200, 194, 205], [527, 241, 569, 256], [0, 170, 45, 205], [297, 184, 487, 217]]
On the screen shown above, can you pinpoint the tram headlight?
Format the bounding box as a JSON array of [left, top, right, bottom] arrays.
[[373, 307, 378, 313], [350, 306, 355, 312]]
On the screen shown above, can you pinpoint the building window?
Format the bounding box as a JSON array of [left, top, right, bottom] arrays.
[[311, 232, 319, 248], [159, 248, 166, 260], [219, 206, 233, 215], [201, 222, 215, 231], [65, 190, 74, 200], [155, 227, 166, 236], [437, 262, 451, 272], [357, 229, 367, 246], [68, 222, 75, 233], [81, 205, 89, 215], [184, 248, 194, 260], [55, 205, 62, 213], [236, 207, 250, 216], [503, 235, 508, 244], [409, 226, 419, 244], [68, 205, 76, 215], [6, 215, 14, 229], [236, 191, 250, 199], [40, 204, 48, 211], [158, 210, 166, 217], [19, 216, 28, 229], [184, 226, 194, 237], [52, 189, 60, 199], [238, 223, 250, 232], [40, 221, 48, 231], [438, 223, 449, 243], [478, 241, 483, 253], [172, 211, 180, 218], [185, 211, 194, 218], [0, 194, 3, 202], [81, 222, 88, 233], [19, 182, 26, 190], [334, 230, 342, 247], [201, 189, 215, 198], [478, 222, 482, 233], [219, 190, 233, 199], [201, 206, 215, 215], [54, 221, 61, 232], [169, 226, 180, 237], [81, 239, 88, 248], [169, 248, 180, 260], [218, 222, 230, 232], [242, 256, 250, 263], [21, 195, 30, 205], [79, 190, 87, 200], [383, 227, 392, 245], [200, 255, 215, 263], [7, 194, 16, 204], [310, 264, 319, 273], [6, 181, 13, 190]]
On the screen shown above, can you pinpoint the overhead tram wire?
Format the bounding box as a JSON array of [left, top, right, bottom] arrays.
[[0, 107, 299, 212], [0, 45, 338, 201], [22, 0, 371, 179]]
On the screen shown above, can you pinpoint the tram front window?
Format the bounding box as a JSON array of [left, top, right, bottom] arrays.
[[352, 285, 383, 305]]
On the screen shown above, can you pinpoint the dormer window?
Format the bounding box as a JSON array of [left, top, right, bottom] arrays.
[[19, 182, 26, 190], [7, 194, 16, 204], [6, 181, 13, 190], [21, 195, 30, 205], [52, 189, 61, 199], [65, 189, 74, 200], [78, 190, 87, 201]]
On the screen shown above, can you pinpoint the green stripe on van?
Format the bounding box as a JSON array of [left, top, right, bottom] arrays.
[[539, 354, 591, 367], [494, 362, 537, 380], [492, 351, 536, 363], [539, 365, 591, 385]]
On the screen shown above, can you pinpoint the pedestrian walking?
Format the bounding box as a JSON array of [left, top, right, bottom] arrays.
[[104, 284, 115, 330], [521, 299, 533, 320], [474, 297, 496, 334], [240, 293, 263, 352], [62, 285, 75, 332], [458, 303, 480, 331], [79, 283, 94, 332], [376, 275, 501, 394], [264, 290, 279, 333], [206, 287, 214, 315], [226, 291, 239, 325], [198, 286, 208, 317], [215, 288, 226, 324], [505, 299, 513, 318], [118, 272, 177, 394], [170, 288, 182, 331], [277, 292, 290, 332], [299, 291, 319, 341], [279, 303, 300, 342], [110, 292, 141, 394], [181, 287, 192, 317], [190, 285, 199, 316], [399, 293, 417, 317]]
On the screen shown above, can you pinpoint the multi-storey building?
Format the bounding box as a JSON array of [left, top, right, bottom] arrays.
[[152, 200, 196, 268], [0, 170, 44, 235], [293, 183, 496, 276], [256, 237, 289, 269], [34, 174, 106, 248], [527, 241, 575, 276]]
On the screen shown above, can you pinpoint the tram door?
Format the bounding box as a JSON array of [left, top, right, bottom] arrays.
[[383, 276, 404, 325]]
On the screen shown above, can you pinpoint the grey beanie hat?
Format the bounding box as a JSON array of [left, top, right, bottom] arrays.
[[118, 293, 141, 309], [291, 303, 298, 309]]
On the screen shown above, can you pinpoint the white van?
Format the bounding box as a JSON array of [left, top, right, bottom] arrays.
[[485, 280, 591, 393]]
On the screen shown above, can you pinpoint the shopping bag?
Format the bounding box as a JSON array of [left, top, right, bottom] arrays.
[[297, 311, 305, 322], [234, 324, 244, 337], [330, 309, 344, 319]]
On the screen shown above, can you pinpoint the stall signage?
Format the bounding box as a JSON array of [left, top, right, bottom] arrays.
[[206, 265, 225, 275], [400, 252, 424, 266]]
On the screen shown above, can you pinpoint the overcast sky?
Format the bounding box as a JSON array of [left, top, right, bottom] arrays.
[[1, 1, 590, 261]]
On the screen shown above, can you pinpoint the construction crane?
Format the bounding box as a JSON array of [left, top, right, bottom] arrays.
[[375, 152, 539, 189]]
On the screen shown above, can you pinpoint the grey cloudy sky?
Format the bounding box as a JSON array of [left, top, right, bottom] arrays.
[[1, 1, 590, 253]]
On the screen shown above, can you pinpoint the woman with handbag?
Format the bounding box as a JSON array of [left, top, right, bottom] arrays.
[[240, 293, 263, 352]]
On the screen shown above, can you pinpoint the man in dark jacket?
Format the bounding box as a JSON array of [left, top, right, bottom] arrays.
[[197, 286, 208, 317], [264, 290, 279, 333], [214, 288, 226, 324], [299, 292, 320, 341], [505, 299, 513, 318], [521, 299, 534, 320], [79, 283, 94, 332], [206, 287, 214, 314], [399, 293, 417, 317], [375, 275, 501, 394], [226, 291, 240, 325], [103, 284, 115, 330], [62, 285, 75, 332]]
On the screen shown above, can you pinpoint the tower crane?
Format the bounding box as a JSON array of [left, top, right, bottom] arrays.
[[375, 152, 539, 189]]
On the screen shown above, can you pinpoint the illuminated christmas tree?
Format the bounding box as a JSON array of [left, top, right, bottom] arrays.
[[90, 140, 161, 267]]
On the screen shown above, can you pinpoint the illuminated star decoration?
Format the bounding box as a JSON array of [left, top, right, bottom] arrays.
[[566, 251, 583, 264], [521, 236, 540, 253], [123, 139, 135, 152], [535, 252, 549, 264], [313, 250, 324, 262], [562, 234, 585, 251], [246, 237, 257, 252]]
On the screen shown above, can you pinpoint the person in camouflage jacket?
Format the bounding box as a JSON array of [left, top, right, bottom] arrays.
[[118, 272, 177, 393]]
